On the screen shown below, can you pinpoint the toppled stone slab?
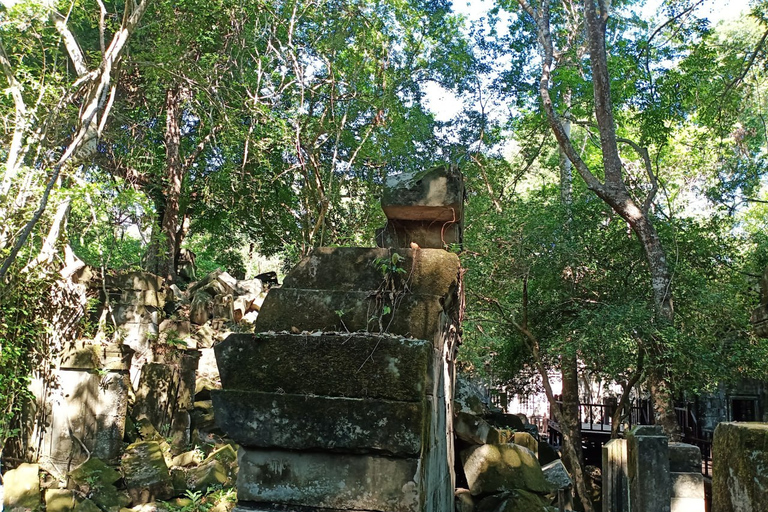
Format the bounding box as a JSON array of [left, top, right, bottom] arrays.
[[121, 441, 174, 504], [237, 449, 421, 512], [213, 390, 424, 456], [455, 411, 504, 445], [461, 443, 552, 496], [215, 333, 431, 401], [712, 422, 768, 512], [45, 489, 77, 512], [2, 463, 40, 511], [254, 288, 445, 339]]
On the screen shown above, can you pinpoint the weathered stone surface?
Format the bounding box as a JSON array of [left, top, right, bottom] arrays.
[[280, 247, 459, 296], [626, 425, 670, 512], [2, 463, 40, 511], [46, 489, 77, 512], [542, 459, 572, 490], [213, 390, 424, 456], [171, 449, 204, 468], [455, 411, 499, 445], [60, 343, 134, 371], [475, 490, 552, 512], [185, 459, 230, 492], [254, 288, 446, 339], [237, 449, 421, 511], [461, 443, 552, 496], [671, 472, 705, 512], [105, 271, 164, 292], [68, 458, 130, 512], [454, 375, 491, 416], [381, 165, 464, 222], [215, 333, 431, 401], [34, 353, 131, 470], [376, 220, 461, 250], [121, 441, 174, 503], [602, 438, 628, 512], [513, 432, 538, 454], [712, 422, 768, 512], [668, 443, 702, 473]]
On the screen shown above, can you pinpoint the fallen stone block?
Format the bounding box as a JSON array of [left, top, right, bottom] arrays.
[[185, 459, 230, 492], [461, 443, 552, 496], [46, 489, 77, 512], [213, 389, 424, 456], [455, 411, 500, 445], [121, 441, 175, 504], [513, 432, 538, 454], [474, 489, 553, 512], [237, 448, 421, 511]]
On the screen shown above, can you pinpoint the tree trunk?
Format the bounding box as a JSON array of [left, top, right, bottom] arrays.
[[147, 86, 184, 282], [560, 355, 584, 470]]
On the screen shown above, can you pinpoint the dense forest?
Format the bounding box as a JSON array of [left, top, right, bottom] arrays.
[[2, 0, 768, 509]]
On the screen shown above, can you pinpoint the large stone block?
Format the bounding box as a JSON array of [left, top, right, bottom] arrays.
[[213, 390, 424, 456], [461, 443, 552, 496], [712, 422, 768, 512], [214, 333, 431, 401], [668, 443, 702, 473], [626, 425, 670, 512], [254, 288, 445, 338], [237, 449, 421, 512], [281, 247, 459, 296], [104, 271, 164, 292], [381, 165, 464, 222]]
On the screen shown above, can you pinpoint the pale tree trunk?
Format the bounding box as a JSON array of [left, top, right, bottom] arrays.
[[518, 0, 680, 440]]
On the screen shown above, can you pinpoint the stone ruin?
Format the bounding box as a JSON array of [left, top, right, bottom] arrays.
[[213, 165, 465, 511]]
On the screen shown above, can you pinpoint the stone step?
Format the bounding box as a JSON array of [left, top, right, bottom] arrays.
[[212, 390, 424, 456], [236, 449, 421, 512], [215, 333, 432, 401], [253, 288, 446, 339], [280, 247, 459, 297]]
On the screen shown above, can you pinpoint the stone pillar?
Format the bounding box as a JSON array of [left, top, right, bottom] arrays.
[[712, 422, 768, 512], [669, 443, 705, 512], [626, 425, 671, 512], [215, 165, 463, 512], [602, 438, 629, 512]]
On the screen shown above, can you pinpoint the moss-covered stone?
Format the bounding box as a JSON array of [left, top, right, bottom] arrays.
[[462, 443, 553, 496], [215, 333, 431, 400], [213, 390, 424, 456], [204, 444, 237, 466], [253, 288, 445, 339], [381, 165, 464, 222], [712, 422, 768, 512]]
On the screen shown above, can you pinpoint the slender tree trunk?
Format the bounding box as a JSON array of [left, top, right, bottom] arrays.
[[146, 86, 184, 282]]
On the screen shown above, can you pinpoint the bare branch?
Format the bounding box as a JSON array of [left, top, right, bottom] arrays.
[[616, 137, 658, 214]]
